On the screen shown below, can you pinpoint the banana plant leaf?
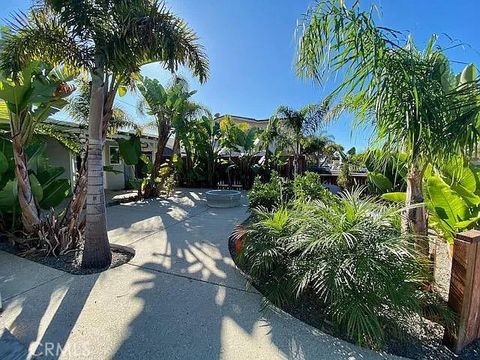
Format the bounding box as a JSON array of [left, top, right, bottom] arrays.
[[118, 135, 141, 165], [381, 192, 406, 203], [0, 179, 17, 211], [0, 150, 8, 175], [368, 172, 393, 193], [29, 173, 43, 203], [39, 179, 70, 209], [424, 174, 470, 231]]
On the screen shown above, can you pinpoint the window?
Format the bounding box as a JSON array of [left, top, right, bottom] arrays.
[[109, 146, 121, 165]]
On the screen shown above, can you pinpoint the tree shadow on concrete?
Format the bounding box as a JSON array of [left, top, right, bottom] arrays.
[[111, 204, 382, 360], [1, 266, 100, 359]]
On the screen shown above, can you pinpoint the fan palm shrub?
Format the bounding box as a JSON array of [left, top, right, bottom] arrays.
[[240, 188, 434, 348]]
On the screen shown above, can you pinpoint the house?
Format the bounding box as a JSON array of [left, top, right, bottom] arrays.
[[43, 119, 173, 191], [214, 114, 269, 129]]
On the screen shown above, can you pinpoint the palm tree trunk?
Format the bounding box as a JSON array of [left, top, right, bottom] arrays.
[[403, 164, 429, 257], [61, 88, 116, 243], [82, 55, 111, 269], [12, 132, 41, 233], [143, 121, 170, 198]]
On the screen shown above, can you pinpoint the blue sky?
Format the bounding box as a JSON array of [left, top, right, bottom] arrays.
[[2, 0, 480, 149]]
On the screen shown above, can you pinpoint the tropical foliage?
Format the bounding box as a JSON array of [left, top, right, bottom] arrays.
[[248, 171, 333, 211], [219, 116, 260, 188], [1, 0, 209, 268], [0, 61, 73, 233], [297, 0, 480, 255], [239, 188, 441, 348], [382, 159, 480, 243], [274, 100, 333, 175], [137, 76, 203, 197]]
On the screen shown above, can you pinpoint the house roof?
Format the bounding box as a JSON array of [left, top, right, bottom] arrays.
[[44, 118, 175, 152], [214, 114, 269, 126]]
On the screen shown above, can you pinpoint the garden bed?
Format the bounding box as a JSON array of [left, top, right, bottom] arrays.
[[228, 223, 480, 360], [0, 239, 134, 275]]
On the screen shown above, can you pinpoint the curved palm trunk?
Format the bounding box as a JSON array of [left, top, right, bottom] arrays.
[[82, 55, 111, 269], [403, 164, 429, 257], [143, 120, 170, 198], [12, 131, 41, 233]]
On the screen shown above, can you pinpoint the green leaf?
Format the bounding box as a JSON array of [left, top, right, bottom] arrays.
[[118, 85, 128, 97], [381, 192, 406, 203], [441, 161, 476, 193], [36, 167, 65, 187], [118, 136, 141, 165], [0, 179, 17, 210], [0, 100, 9, 122], [455, 215, 480, 230], [25, 142, 47, 168], [459, 64, 476, 85], [451, 184, 480, 207], [0, 150, 8, 175], [425, 175, 469, 230], [29, 173, 43, 202], [368, 172, 393, 193], [39, 179, 70, 209]]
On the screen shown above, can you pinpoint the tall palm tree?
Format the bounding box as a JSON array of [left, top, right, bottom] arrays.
[[301, 133, 336, 167], [257, 116, 280, 179], [66, 79, 138, 135], [274, 99, 331, 176], [2, 0, 209, 268], [297, 0, 480, 254]]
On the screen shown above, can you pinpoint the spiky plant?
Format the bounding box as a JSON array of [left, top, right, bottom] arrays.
[[240, 188, 436, 348]]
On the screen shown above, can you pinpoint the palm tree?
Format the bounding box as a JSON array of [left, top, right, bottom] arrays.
[[2, 0, 209, 268], [137, 76, 200, 197], [66, 79, 138, 135], [297, 0, 480, 254], [274, 100, 331, 176], [301, 133, 336, 168], [257, 116, 280, 179]]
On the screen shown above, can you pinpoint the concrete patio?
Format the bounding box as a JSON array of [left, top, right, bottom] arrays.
[[0, 189, 400, 359]]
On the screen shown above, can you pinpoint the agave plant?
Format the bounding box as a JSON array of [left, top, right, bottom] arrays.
[[240, 188, 436, 348]]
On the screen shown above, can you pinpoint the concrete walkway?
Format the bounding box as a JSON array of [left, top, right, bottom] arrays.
[[0, 189, 401, 360]]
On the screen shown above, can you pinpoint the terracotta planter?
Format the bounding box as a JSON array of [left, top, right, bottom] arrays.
[[228, 224, 247, 257]]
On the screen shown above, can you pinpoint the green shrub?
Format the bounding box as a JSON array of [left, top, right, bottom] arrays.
[[249, 171, 336, 211], [240, 188, 433, 348], [248, 171, 292, 211], [293, 171, 335, 203]]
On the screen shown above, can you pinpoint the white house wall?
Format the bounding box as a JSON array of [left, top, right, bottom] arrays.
[[44, 137, 74, 185], [104, 140, 125, 191]]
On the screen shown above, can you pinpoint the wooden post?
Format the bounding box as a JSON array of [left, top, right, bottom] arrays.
[[444, 229, 480, 353]]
